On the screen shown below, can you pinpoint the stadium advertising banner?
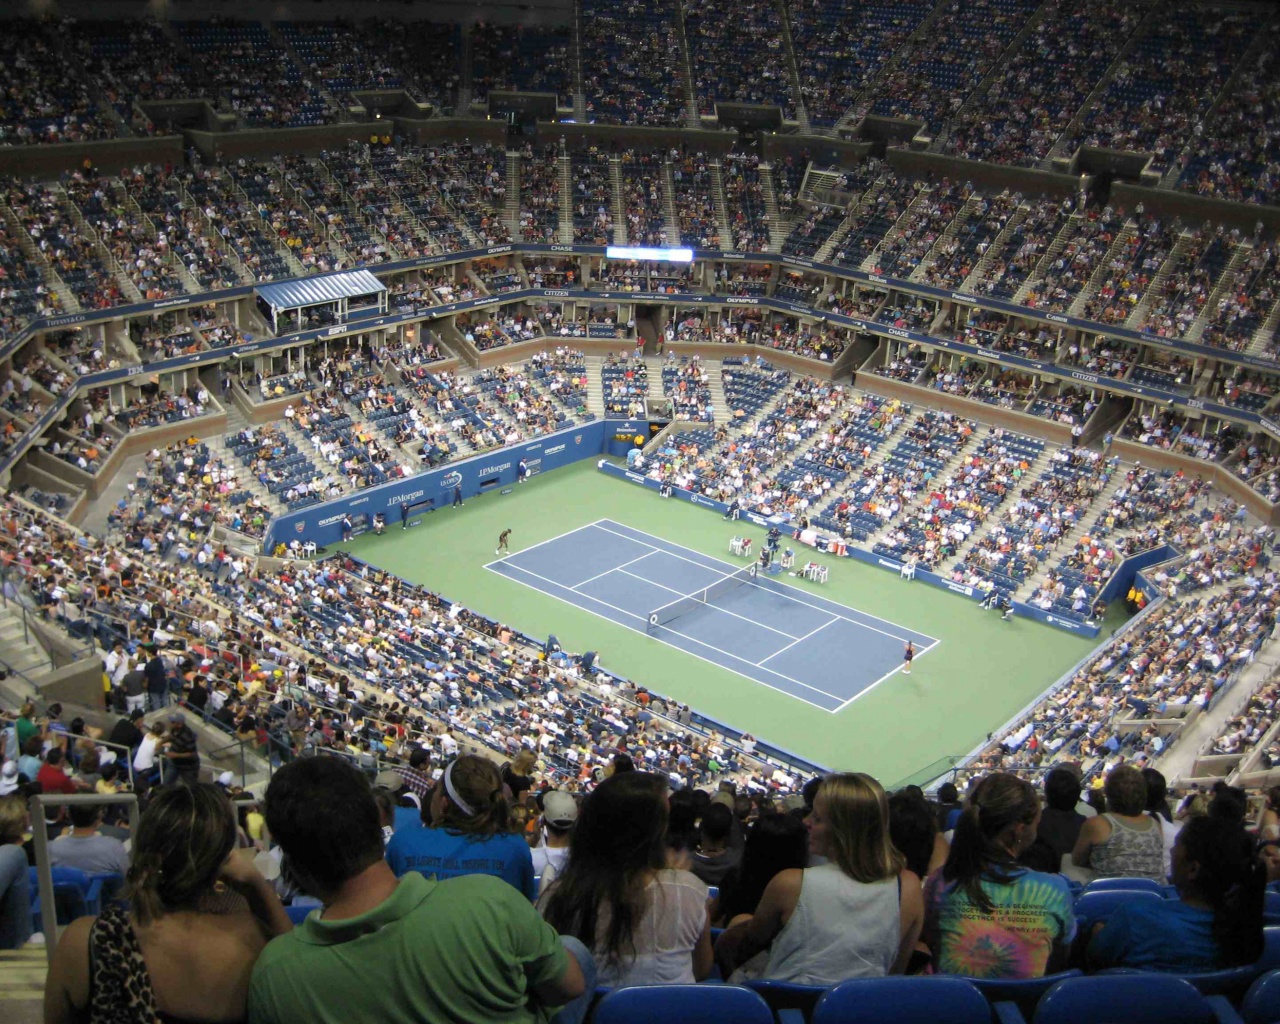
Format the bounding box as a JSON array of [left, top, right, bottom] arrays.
[[598, 461, 1104, 638], [264, 419, 647, 552]]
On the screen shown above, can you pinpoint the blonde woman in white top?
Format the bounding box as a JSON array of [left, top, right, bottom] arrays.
[[539, 772, 712, 987], [715, 772, 923, 985]]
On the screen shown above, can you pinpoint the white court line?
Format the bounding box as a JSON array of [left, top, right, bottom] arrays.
[[615, 568, 802, 641], [571, 551, 659, 591], [594, 520, 935, 646], [487, 559, 844, 710], [481, 518, 610, 573], [757, 617, 839, 666], [831, 637, 945, 713]]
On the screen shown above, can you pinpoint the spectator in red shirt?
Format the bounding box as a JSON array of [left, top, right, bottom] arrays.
[[36, 748, 82, 796]]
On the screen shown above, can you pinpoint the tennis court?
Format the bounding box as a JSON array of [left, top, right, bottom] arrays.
[[485, 519, 939, 712]]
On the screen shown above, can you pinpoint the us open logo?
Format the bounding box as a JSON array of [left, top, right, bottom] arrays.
[[441, 471, 463, 489]]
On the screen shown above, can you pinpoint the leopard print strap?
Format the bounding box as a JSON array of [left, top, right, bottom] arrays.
[[88, 904, 162, 1024]]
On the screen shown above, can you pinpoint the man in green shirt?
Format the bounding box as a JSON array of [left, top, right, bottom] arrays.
[[248, 757, 589, 1024]]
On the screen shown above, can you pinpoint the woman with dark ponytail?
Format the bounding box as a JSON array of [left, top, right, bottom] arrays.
[[44, 784, 291, 1024], [1089, 815, 1265, 971], [923, 772, 1076, 979]]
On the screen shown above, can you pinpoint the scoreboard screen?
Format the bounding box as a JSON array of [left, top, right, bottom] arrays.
[[605, 246, 694, 263]]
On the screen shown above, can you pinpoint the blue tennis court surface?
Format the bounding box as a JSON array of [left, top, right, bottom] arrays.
[[485, 519, 939, 712]]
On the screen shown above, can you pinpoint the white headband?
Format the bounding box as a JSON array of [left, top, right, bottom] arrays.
[[443, 760, 475, 817]]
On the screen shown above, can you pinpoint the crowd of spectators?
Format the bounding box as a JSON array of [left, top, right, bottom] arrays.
[[786, 0, 932, 126], [1175, 20, 1280, 205], [721, 148, 771, 253], [943, 0, 1143, 166], [685, 0, 795, 117], [570, 149, 614, 245], [671, 149, 721, 249], [580, 0, 685, 126], [865, 0, 1040, 135], [1064, 5, 1252, 171], [471, 23, 574, 106], [619, 149, 669, 247], [519, 143, 562, 244]]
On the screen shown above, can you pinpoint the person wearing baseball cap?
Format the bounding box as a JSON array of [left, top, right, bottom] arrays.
[[532, 790, 578, 895]]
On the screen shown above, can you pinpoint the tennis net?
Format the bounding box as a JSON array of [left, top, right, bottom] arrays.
[[647, 563, 757, 631]]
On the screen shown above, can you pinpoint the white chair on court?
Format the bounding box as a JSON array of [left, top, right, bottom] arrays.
[[729, 536, 745, 556], [301, 540, 317, 558], [900, 558, 917, 581], [780, 548, 795, 569], [814, 565, 828, 584]]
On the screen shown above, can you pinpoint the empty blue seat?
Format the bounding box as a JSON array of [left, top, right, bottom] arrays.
[[1082, 878, 1165, 895], [1242, 968, 1280, 1024], [1033, 975, 1231, 1024], [813, 976, 992, 1024], [592, 984, 773, 1024]]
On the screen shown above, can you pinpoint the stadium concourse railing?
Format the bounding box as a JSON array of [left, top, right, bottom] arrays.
[[3, 240, 1279, 499]]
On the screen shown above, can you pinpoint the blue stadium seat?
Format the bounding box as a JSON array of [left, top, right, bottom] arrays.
[[745, 977, 828, 1020], [1083, 878, 1165, 894], [1073, 889, 1163, 931], [592, 984, 773, 1024], [1033, 975, 1236, 1024], [966, 969, 1083, 1022], [1242, 969, 1280, 1024], [812, 976, 993, 1024]]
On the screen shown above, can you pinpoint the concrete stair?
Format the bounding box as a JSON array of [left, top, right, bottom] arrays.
[[1248, 293, 1280, 359], [583, 355, 607, 417], [0, 945, 47, 1023], [1067, 219, 1137, 318], [758, 164, 788, 252], [558, 154, 574, 244], [0, 602, 54, 683], [960, 201, 1032, 293], [1124, 229, 1194, 332], [504, 150, 522, 240], [709, 162, 734, 251], [1185, 240, 1252, 344], [609, 158, 627, 246], [910, 193, 980, 283], [814, 175, 888, 264], [660, 161, 682, 244], [862, 185, 931, 272], [1014, 211, 1083, 306]]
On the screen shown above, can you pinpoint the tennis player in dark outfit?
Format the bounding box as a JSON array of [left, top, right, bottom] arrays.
[[496, 528, 512, 556], [903, 641, 915, 675]]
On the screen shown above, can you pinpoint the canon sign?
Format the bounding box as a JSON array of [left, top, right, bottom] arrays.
[[1046, 314, 1068, 324]]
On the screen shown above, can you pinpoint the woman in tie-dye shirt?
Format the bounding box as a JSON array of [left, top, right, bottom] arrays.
[[923, 773, 1076, 978]]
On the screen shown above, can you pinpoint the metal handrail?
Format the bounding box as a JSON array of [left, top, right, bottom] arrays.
[[28, 792, 141, 963]]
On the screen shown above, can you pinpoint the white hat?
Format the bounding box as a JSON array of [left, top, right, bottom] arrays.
[[542, 790, 579, 829], [0, 760, 19, 796], [217, 771, 235, 787]]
